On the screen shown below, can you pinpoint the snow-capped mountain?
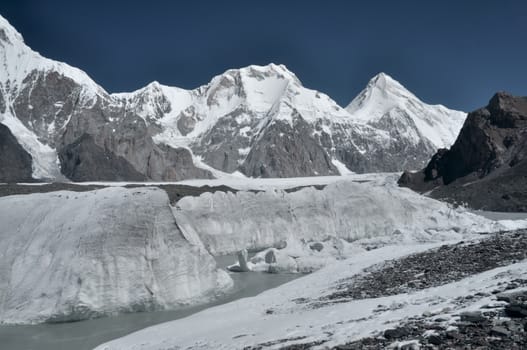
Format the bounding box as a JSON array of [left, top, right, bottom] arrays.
[[0, 14, 466, 181], [346, 72, 466, 152]]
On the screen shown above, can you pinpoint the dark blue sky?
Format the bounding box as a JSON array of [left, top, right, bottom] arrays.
[[1, 1, 525, 111]]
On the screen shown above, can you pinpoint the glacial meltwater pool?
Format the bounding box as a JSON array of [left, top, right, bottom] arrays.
[[0, 255, 302, 350], [470, 210, 527, 221]]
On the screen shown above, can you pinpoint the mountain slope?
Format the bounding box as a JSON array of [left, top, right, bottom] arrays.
[[347, 72, 466, 159], [0, 15, 465, 181], [399, 92, 527, 211]]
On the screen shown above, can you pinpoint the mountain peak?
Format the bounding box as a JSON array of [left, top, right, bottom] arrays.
[[346, 72, 419, 119], [0, 14, 106, 97], [0, 14, 24, 46], [345, 72, 466, 150], [229, 63, 301, 86], [366, 72, 410, 95]]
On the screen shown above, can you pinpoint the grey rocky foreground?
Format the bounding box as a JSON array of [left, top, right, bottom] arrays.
[[272, 232, 527, 350], [319, 231, 527, 304], [249, 285, 527, 350], [332, 287, 527, 350]]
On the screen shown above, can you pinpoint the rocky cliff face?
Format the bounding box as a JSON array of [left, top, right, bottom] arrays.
[[0, 15, 465, 181], [0, 123, 33, 182], [399, 92, 527, 211]]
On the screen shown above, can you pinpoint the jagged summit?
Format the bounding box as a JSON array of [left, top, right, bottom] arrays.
[[346, 72, 418, 120], [233, 63, 299, 81], [114, 63, 299, 97], [346, 72, 466, 150], [368, 72, 406, 90]]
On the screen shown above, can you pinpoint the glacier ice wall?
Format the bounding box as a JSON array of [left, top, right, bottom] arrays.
[[0, 187, 231, 324], [175, 179, 503, 255]]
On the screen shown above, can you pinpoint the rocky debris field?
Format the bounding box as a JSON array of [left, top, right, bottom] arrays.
[[333, 286, 527, 350], [276, 231, 527, 349], [320, 231, 527, 304]]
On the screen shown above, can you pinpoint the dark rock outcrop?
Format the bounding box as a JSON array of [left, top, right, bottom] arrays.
[[14, 69, 213, 182], [58, 134, 146, 181], [240, 118, 339, 177], [399, 92, 527, 211], [0, 123, 33, 182]]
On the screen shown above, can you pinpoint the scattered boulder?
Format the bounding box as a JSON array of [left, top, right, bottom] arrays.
[[460, 311, 487, 323], [309, 242, 324, 252], [499, 290, 527, 318], [426, 334, 442, 345], [505, 303, 527, 318], [490, 326, 510, 337], [384, 327, 411, 339]]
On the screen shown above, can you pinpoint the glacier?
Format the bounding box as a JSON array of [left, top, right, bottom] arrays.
[[173, 175, 509, 256], [0, 187, 232, 325]]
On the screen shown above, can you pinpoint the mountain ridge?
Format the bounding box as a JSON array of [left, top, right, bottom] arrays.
[[0, 14, 466, 181]]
